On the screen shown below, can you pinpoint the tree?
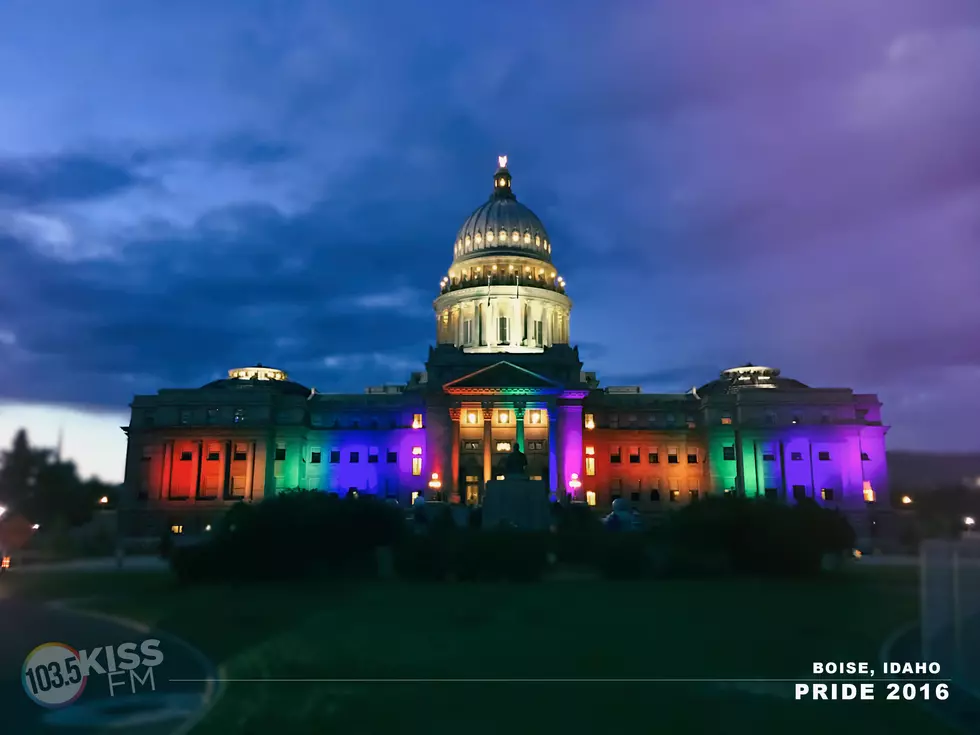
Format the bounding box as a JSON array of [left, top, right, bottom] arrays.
[[0, 429, 117, 527]]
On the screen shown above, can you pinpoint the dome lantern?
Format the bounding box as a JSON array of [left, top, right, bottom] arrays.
[[492, 155, 514, 200]]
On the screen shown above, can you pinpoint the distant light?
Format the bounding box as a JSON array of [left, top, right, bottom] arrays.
[[901, 495, 913, 505], [31, 523, 40, 530], [205, 524, 212, 532], [0, 505, 6, 518], [99, 496, 109, 504], [498, 155, 508, 168], [853, 549, 863, 559], [966, 517, 976, 527]]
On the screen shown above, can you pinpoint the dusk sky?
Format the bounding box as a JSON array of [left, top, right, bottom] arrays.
[[1, 0, 978, 482]]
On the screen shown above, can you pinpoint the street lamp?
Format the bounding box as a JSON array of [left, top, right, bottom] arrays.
[[965, 516, 975, 527], [901, 495, 913, 505], [0, 505, 6, 519], [99, 496, 109, 505], [31, 524, 39, 530]]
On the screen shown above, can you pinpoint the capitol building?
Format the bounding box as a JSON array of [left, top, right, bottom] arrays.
[[123, 158, 890, 534]]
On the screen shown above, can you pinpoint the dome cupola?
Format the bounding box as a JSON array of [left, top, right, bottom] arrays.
[[452, 156, 552, 264]]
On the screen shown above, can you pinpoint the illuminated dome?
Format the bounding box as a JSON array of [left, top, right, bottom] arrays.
[[201, 363, 310, 396], [698, 364, 809, 396], [452, 156, 552, 264]]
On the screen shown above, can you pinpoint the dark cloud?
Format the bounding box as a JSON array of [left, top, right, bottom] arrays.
[[0, 153, 145, 205]]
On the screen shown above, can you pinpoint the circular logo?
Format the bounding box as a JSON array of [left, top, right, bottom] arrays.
[[22, 642, 88, 708]]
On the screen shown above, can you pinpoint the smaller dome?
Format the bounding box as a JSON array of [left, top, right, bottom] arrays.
[[698, 364, 809, 396], [202, 363, 310, 396]]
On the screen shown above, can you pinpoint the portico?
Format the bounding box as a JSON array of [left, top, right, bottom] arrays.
[[434, 361, 586, 504]]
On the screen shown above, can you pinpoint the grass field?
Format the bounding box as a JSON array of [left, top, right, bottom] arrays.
[[3, 566, 956, 735]]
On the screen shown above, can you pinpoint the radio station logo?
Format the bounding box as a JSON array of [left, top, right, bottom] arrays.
[[22, 639, 164, 708]]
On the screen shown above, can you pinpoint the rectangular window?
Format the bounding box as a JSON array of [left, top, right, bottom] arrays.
[[793, 485, 806, 500], [610, 446, 621, 463], [609, 414, 619, 429], [818, 451, 831, 461], [311, 450, 322, 464], [386, 450, 397, 463], [762, 451, 775, 462], [497, 316, 509, 344], [233, 443, 248, 461], [666, 414, 676, 426], [721, 415, 732, 425], [650, 489, 661, 502], [791, 451, 803, 461], [648, 451, 659, 464], [687, 451, 698, 464], [206, 443, 220, 461], [412, 457, 422, 476], [179, 450, 193, 462], [330, 450, 341, 464], [669, 490, 680, 503], [764, 487, 778, 499], [275, 447, 286, 461], [179, 410, 191, 425], [584, 413, 595, 430], [350, 451, 360, 463], [723, 446, 735, 461], [629, 446, 640, 464], [821, 488, 835, 501], [207, 407, 220, 423], [368, 449, 379, 463], [586, 490, 597, 506], [667, 447, 678, 464], [627, 414, 638, 427], [412, 413, 423, 429], [462, 319, 473, 345], [585, 457, 595, 476], [231, 476, 246, 492], [534, 320, 543, 345], [496, 441, 512, 452], [463, 441, 481, 451], [861, 452, 870, 461], [527, 440, 544, 451], [689, 489, 700, 501]]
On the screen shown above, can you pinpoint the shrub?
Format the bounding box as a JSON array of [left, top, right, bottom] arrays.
[[170, 491, 406, 584], [663, 496, 856, 577], [595, 533, 652, 580]]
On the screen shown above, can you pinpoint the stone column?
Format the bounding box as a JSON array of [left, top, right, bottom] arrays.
[[514, 403, 526, 452], [449, 408, 461, 501], [162, 440, 174, 500], [483, 405, 494, 484], [194, 440, 204, 500], [557, 402, 583, 503], [547, 405, 558, 497], [246, 440, 255, 500]]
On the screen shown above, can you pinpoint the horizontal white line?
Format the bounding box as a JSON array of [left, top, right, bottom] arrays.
[[169, 677, 953, 684]]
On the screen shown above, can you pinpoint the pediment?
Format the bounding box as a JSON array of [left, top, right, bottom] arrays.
[[443, 361, 563, 394]]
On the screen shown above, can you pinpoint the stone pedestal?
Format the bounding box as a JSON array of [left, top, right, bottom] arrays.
[[482, 474, 551, 530]]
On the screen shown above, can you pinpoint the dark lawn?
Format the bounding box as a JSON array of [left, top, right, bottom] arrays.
[[1, 566, 955, 734]]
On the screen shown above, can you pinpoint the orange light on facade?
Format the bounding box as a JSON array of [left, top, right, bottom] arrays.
[[466, 411, 479, 425], [862, 481, 876, 503], [584, 414, 595, 430]]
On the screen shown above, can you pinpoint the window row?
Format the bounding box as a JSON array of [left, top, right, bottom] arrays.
[[584, 446, 697, 473], [455, 230, 551, 253], [720, 447, 871, 462], [583, 413, 697, 430]]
